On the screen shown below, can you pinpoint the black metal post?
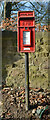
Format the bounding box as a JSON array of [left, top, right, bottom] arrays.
[[25, 53, 29, 110]]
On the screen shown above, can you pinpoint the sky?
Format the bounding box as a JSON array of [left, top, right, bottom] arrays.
[[0, 1, 49, 26]]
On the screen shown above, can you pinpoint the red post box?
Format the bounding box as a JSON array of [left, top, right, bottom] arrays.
[[17, 11, 35, 53]]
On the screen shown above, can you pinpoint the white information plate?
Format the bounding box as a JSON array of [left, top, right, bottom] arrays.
[[24, 48, 30, 50], [23, 31, 30, 45]]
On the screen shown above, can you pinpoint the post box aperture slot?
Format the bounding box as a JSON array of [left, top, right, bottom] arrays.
[[23, 31, 31, 46]]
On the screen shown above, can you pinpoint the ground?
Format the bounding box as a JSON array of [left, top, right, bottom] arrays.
[[1, 87, 50, 120]]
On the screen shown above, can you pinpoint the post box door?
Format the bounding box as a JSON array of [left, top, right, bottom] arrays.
[[18, 11, 35, 53]]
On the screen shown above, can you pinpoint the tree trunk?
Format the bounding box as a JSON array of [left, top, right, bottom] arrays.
[[4, 2, 12, 19], [4, 1, 6, 19]]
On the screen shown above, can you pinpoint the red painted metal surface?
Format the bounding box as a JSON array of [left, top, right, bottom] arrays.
[[17, 11, 35, 53]]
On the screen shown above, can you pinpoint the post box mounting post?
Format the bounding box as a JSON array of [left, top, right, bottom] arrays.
[[25, 53, 29, 110]]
